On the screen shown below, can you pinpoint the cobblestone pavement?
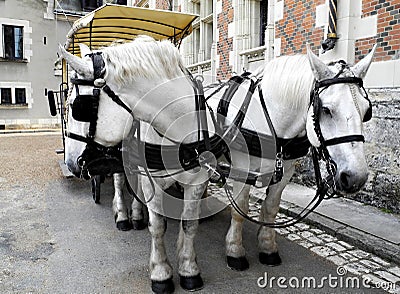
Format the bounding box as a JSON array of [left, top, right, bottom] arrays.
[[208, 183, 400, 294]]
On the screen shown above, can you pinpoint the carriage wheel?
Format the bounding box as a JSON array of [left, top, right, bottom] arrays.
[[91, 175, 101, 204]]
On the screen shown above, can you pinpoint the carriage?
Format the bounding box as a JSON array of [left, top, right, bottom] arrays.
[[47, 4, 198, 202]]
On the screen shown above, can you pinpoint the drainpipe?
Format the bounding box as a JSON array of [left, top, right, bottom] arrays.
[[321, 0, 338, 53]]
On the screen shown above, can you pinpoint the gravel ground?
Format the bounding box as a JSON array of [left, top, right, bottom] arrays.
[[0, 133, 63, 190], [0, 133, 68, 292]]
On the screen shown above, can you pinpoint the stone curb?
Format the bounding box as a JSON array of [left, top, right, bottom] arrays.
[[0, 129, 61, 135], [279, 199, 400, 265]]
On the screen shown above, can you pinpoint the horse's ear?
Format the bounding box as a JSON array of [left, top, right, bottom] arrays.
[[59, 44, 93, 78], [306, 44, 334, 80], [351, 44, 377, 79], [79, 43, 92, 58]]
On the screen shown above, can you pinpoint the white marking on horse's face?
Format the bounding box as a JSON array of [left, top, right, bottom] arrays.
[[305, 45, 376, 193]]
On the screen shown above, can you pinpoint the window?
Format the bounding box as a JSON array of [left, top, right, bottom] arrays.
[[0, 83, 31, 107], [15, 88, 26, 104], [0, 19, 30, 61], [3, 25, 23, 60], [1, 88, 11, 104], [183, 0, 213, 65], [260, 0, 268, 46], [81, 0, 103, 11], [192, 24, 200, 63]]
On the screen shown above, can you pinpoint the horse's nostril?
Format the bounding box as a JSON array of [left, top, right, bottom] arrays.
[[340, 171, 351, 190]]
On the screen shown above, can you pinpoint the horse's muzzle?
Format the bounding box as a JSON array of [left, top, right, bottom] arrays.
[[335, 169, 368, 194]]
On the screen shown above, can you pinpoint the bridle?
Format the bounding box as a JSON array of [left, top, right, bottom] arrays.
[[65, 52, 133, 179], [214, 61, 373, 228], [310, 61, 372, 195]]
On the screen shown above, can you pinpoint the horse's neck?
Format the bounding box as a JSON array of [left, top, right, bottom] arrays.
[[124, 77, 215, 143], [261, 57, 314, 139], [207, 67, 313, 140], [262, 84, 310, 139]]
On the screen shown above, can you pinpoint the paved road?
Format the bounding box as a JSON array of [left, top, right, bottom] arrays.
[[0, 134, 387, 293]]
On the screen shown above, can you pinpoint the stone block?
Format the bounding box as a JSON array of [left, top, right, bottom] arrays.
[[326, 255, 347, 266], [374, 271, 400, 284], [310, 246, 336, 257], [359, 260, 382, 270], [388, 267, 400, 278], [326, 242, 347, 252]]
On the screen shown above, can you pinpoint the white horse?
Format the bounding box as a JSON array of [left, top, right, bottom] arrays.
[[64, 67, 146, 231], [60, 35, 375, 293]]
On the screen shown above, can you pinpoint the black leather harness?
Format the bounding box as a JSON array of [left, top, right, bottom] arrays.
[[65, 51, 372, 228], [216, 73, 311, 161]]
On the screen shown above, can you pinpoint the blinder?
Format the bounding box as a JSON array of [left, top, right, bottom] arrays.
[[71, 94, 99, 122]]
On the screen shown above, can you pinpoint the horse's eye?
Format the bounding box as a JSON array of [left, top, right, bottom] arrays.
[[322, 107, 332, 116]]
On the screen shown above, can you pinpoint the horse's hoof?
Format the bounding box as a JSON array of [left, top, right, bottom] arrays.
[[116, 220, 133, 231], [132, 219, 147, 230], [227, 256, 249, 271], [151, 278, 175, 294], [179, 274, 204, 291], [259, 252, 282, 266]]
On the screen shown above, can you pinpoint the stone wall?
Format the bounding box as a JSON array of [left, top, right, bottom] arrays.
[[292, 88, 400, 214]]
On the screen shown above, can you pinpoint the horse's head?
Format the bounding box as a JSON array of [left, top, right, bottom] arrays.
[[60, 43, 133, 177], [305, 45, 376, 194]]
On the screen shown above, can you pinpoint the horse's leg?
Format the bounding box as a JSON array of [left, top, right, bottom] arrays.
[[148, 208, 174, 294], [177, 182, 206, 291], [225, 181, 251, 271], [141, 177, 174, 294], [131, 197, 147, 230], [112, 173, 132, 231], [257, 163, 295, 266], [129, 176, 147, 230]]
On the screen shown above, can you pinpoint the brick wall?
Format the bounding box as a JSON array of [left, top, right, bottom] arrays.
[[355, 0, 400, 62], [155, 0, 170, 10], [275, 0, 325, 55], [274, 0, 399, 62], [217, 0, 233, 79]]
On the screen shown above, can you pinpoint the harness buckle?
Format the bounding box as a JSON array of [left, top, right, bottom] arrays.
[[94, 78, 106, 88], [272, 151, 284, 183]]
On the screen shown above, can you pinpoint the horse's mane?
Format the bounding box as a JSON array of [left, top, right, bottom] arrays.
[[102, 35, 185, 86], [263, 54, 314, 112]]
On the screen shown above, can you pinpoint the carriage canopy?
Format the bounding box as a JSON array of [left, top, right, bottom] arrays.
[[64, 3, 198, 56]]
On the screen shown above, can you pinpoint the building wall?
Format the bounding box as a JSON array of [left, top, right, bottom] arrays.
[[275, 0, 325, 55], [182, 0, 398, 87], [0, 0, 70, 129], [355, 0, 400, 62], [217, 0, 233, 79]]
